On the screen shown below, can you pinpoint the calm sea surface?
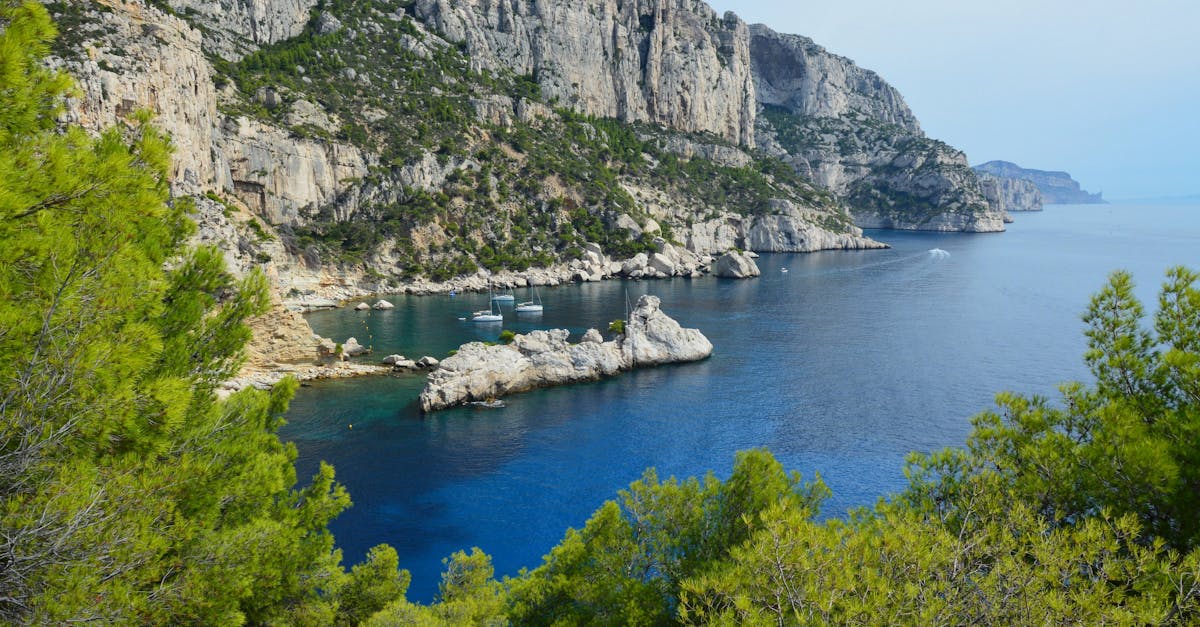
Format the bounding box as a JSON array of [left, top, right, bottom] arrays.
[[282, 203, 1200, 601]]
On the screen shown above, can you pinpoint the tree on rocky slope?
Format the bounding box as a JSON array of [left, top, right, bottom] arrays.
[[0, 2, 406, 622]]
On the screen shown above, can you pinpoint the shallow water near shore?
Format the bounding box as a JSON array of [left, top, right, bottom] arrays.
[[283, 203, 1199, 601]]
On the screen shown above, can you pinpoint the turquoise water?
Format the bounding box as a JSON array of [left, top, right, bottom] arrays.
[[282, 204, 1200, 601]]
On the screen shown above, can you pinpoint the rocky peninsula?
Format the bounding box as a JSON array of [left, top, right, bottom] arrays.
[[419, 295, 712, 412]]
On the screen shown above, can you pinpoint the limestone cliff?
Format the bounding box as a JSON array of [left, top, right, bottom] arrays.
[[750, 27, 919, 133], [166, 0, 317, 60], [974, 161, 1105, 204], [977, 172, 1044, 212], [748, 24, 1005, 232], [54, 0, 1018, 316], [413, 0, 757, 146]]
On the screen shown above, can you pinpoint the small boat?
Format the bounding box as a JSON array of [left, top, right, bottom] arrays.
[[469, 398, 506, 408], [491, 288, 515, 303], [515, 287, 544, 313], [470, 308, 502, 323], [781, 267, 788, 273], [471, 290, 503, 322]]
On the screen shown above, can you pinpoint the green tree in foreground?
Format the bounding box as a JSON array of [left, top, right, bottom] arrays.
[[372, 269, 1200, 626], [0, 3, 407, 622]]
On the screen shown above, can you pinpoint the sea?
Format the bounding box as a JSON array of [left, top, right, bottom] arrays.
[[281, 203, 1200, 601]]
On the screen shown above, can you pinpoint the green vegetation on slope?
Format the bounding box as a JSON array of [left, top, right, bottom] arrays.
[[762, 104, 992, 222], [207, 0, 853, 276]]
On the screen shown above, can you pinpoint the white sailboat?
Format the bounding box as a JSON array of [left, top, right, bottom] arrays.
[[491, 287, 515, 303], [514, 287, 543, 313], [471, 291, 503, 323]]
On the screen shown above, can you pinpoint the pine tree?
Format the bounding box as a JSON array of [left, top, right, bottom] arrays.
[[0, 3, 399, 622]]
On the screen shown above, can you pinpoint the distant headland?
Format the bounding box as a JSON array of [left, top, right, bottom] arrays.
[[974, 160, 1106, 204]]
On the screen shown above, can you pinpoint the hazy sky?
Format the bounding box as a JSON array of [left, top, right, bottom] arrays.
[[709, 1, 1200, 198]]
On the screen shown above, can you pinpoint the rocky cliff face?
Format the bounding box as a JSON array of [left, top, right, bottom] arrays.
[[750, 26, 919, 132], [419, 295, 712, 412], [748, 24, 1005, 232], [166, 0, 316, 60], [413, 0, 756, 146], [56, 0, 217, 194], [977, 172, 1044, 212], [974, 161, 1104, 204]]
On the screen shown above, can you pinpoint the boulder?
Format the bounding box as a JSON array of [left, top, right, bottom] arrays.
[[416, 355, 440, 368], [621, 253, 649, 276], [713, 251, 761, 279], [355, 302, 371, 311], [581, 328, 603, 344], [342, 337, 370, 357], [381, 354, 406, 365], [647, 252, 676, 277], [373, 299, 395, 310]]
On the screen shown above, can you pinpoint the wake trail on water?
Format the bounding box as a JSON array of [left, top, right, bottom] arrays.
[[800, 250, 941, 277]]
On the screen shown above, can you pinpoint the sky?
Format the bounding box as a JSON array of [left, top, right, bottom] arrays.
[[709, 0, 1200, 199]]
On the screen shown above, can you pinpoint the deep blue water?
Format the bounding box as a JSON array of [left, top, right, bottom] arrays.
[[281, 203, 1200, 601]]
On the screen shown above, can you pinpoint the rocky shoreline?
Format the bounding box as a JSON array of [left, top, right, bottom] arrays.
[[419, 295, 712, 412]]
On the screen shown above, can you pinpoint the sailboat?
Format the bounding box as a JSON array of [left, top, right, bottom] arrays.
[[514, 287, 543, 313], [471, 291, 503, 323], [491, 287, 515, 303]]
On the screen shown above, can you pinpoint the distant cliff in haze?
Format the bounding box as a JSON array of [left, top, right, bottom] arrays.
[[974, 161, 1105, 204]]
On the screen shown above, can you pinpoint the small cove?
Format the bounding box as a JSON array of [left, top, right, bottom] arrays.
[[282, 203, 1200, 601]]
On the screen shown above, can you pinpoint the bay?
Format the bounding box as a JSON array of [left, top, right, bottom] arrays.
[[282, 203, 1200, 601]]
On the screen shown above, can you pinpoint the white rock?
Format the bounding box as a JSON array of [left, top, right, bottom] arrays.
[[713, 251, 761, 279], [342, 337, 370, 356], [382, 354, 406, 365], [355, 302, 371, 311], [373, 299, 395, 310], [648, 252, 676, 277], [621, 253, 649, 276], [419, 296, 711, 412]]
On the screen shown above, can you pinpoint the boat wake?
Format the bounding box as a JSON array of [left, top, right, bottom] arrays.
[[928, 248, 950, 259]]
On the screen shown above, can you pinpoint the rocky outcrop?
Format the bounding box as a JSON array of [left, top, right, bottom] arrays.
[[58, 0, 218, 194], [414, 0, 757, 146], [419, 295, 711, 411], [213, 116, 374, 224], [977, 172, 1044, 212], [749, 25, 919, 132], [713, 251, 760, 278], [974, 161, 1105, 204], [748, 24, 1005, 232], [165, 0, 317, 60]]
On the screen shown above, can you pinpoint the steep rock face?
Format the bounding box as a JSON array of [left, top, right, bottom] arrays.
[[749, 24, 1004, 232], [165, 0, 317, 60], [414, 0, 756, 146], [419, 295, 711, 411], [974, 161, 1104, 204], [213, 116, 373, 224], [977, 172, 1044, 212], [750, 25, 919, 132], [58, 0, 217, 194]]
